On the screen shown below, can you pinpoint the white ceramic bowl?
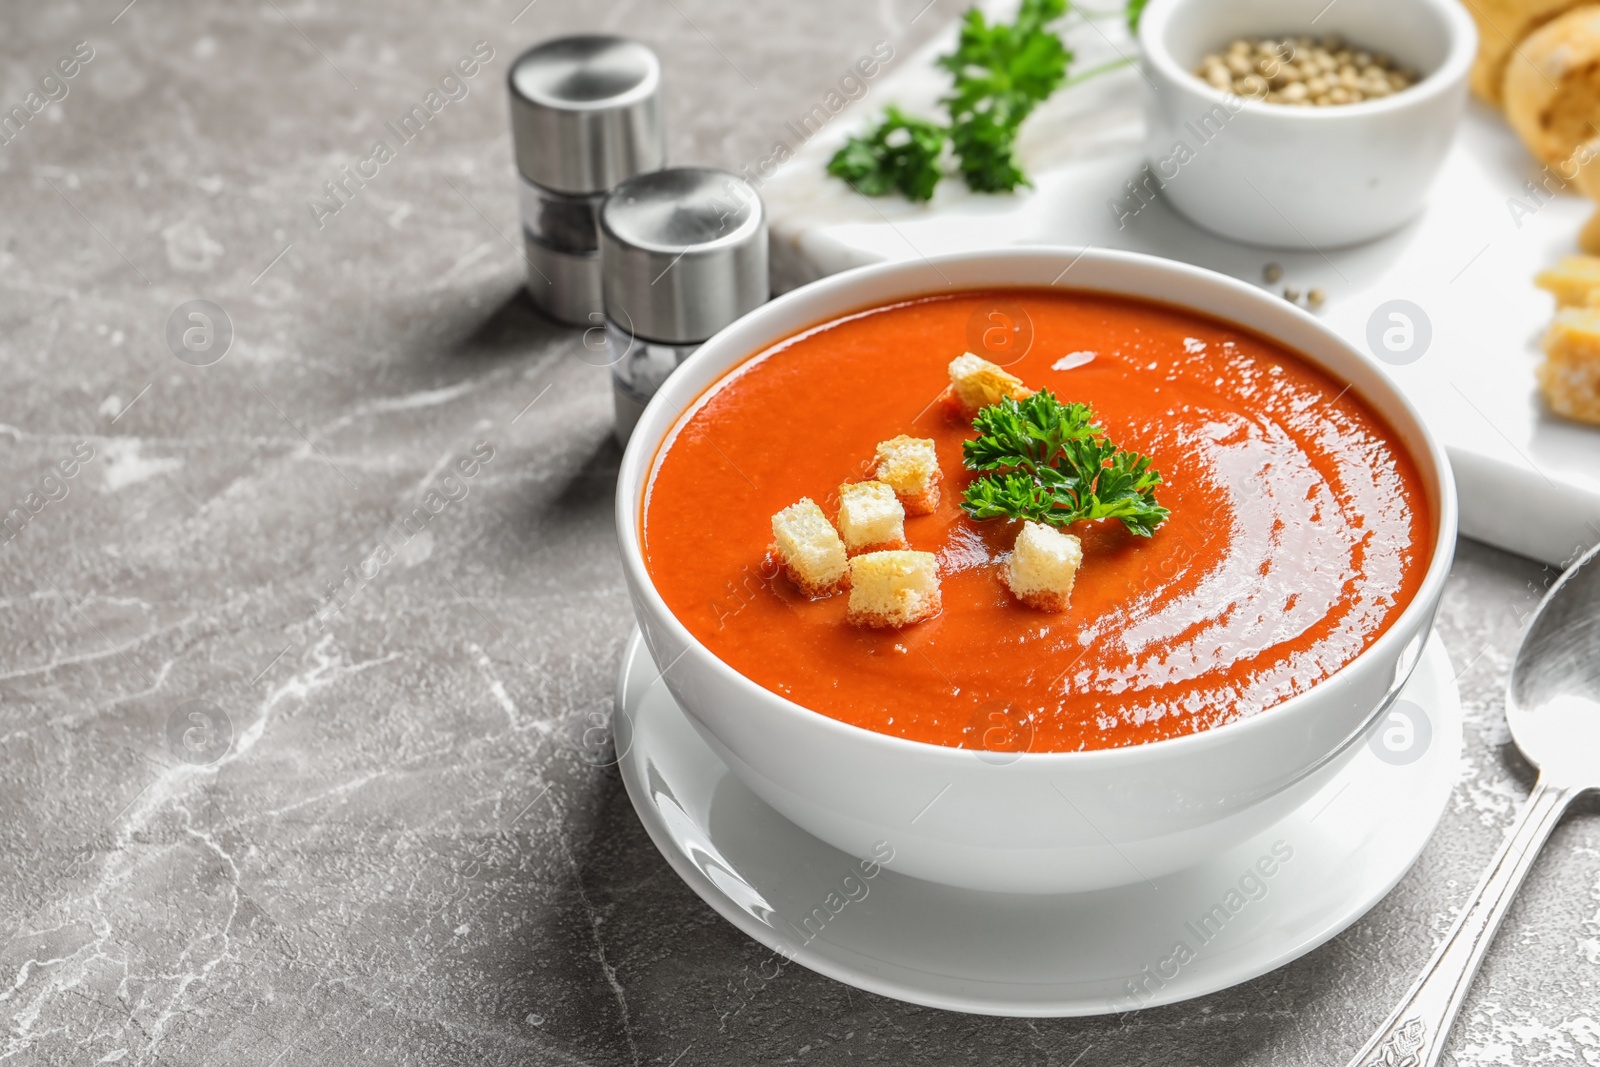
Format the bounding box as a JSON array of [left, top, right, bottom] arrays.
[[1138, 0, 1476, 248], [616, 248, 1458, 895]]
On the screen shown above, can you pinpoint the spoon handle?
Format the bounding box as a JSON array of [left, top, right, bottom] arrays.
[[1342, 776, 1580, 1067]]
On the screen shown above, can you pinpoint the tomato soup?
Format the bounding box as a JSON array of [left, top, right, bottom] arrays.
[[642, 289, 1431, 752]]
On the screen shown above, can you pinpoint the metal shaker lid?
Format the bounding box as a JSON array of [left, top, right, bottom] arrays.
[[600, 168, 768, 345], [508, 36, 665, 195]]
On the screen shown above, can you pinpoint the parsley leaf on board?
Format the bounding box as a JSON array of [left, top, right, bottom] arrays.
[[825, 105, 947, 202], [828, 0, 1143, 199], [960, 391, 1169, 537], [939, 0, 1071, 192], [1126, 0, 1148, 33]]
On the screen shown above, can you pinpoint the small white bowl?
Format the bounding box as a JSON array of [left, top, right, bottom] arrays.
[[1137, 0, 1476, 248], [616, 248, 1458, 895]]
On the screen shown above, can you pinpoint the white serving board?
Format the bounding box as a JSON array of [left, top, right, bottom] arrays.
[[761, 7, 1600, 567]]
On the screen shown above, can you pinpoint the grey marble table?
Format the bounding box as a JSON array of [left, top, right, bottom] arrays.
[[2, 1, 1597, 1064]]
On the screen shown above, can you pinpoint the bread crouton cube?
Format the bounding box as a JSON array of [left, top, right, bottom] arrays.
[[1539, 309, 1600, 426], [846, 550, 942, 628], [872, 435, 942, 515], [770, 498, 849, 597], [948, 352, 1033, 417], [1004, 521, 1083, 612], [837, 480, 907, 554], [1536, 256, 1600, 308]]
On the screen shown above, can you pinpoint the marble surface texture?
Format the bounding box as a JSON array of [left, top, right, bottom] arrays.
[[0, 1, 1597, 1065]]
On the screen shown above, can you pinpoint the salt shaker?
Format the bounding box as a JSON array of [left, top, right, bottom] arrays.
[[600, 167, 768, 443], [507, 35, 665, 325]]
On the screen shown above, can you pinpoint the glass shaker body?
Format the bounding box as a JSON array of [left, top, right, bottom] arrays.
[[606, 317, 698, 444]]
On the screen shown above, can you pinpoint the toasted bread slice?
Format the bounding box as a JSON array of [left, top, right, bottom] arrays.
[[1572, 137, 1600, 201], [948, 352, 1033, 418], [837, 480, 907, 554], [1580, 209, 1600, 259], [1004, 520, 1083, 612], [1503, 7, 1600, 163], [770, 498, 849, 596], [1540, 308, 1600, 425], [1465, 0, 1587, 107], [846, 550, 942, 628], [872, 435, 942, 515]]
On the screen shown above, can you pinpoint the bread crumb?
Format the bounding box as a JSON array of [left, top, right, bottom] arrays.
[[1004, 520, 1083, 612], [846, 550, 942, 628], [872, 435, 942, 515], [770, 498, 849, 597], [948, 352, 1033, 417], [837, 480, 907, 554]]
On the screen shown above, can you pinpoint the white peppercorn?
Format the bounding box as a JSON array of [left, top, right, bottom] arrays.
[[1193, 35, 1417, 106]]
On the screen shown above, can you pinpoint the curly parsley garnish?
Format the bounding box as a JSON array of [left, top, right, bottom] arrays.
[[827, 0, 1141, 200], [960, 391, 1169, 537]]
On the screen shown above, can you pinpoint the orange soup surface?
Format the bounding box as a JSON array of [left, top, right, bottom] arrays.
[[643, 289, 1431, 751]]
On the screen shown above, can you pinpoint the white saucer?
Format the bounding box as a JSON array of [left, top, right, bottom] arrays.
[[614, 629, 1462, 1017]]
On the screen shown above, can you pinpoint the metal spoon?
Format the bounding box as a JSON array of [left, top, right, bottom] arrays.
[[1344, 542, 1600, 1067]]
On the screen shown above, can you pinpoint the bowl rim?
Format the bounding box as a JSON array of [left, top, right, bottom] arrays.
[[615, 246, 1459, 767], [1137, 0, 1478, 121]]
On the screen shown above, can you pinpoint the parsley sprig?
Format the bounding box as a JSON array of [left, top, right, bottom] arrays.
[[826, 105, 946, 202], [960, 391, 1169, 537], [1125, 0, 1148, 33], [828, 0, 1142, 200], [939, 0, 1070, 193]]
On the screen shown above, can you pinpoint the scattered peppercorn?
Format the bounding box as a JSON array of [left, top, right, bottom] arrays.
[[1263, 262, 1283, 283], [1307, 287, 1326, 309], [1283, 286, 1301, 303]]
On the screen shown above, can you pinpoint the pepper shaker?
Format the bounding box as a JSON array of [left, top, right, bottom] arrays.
[[507, 35, 665, 326], [600, 167, 768, 443]]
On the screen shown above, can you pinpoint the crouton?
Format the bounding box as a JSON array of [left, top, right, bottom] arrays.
[[872, 435, 942, 515], [846, 550, 942, 628], [1539, 308, 1600, 426], [1535, 255, 1600, 308], [770, 498, 849, 597], [1004, 521, 1083, 612], [948, 352, 1034, 417], [837, 480, 907, 554]]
